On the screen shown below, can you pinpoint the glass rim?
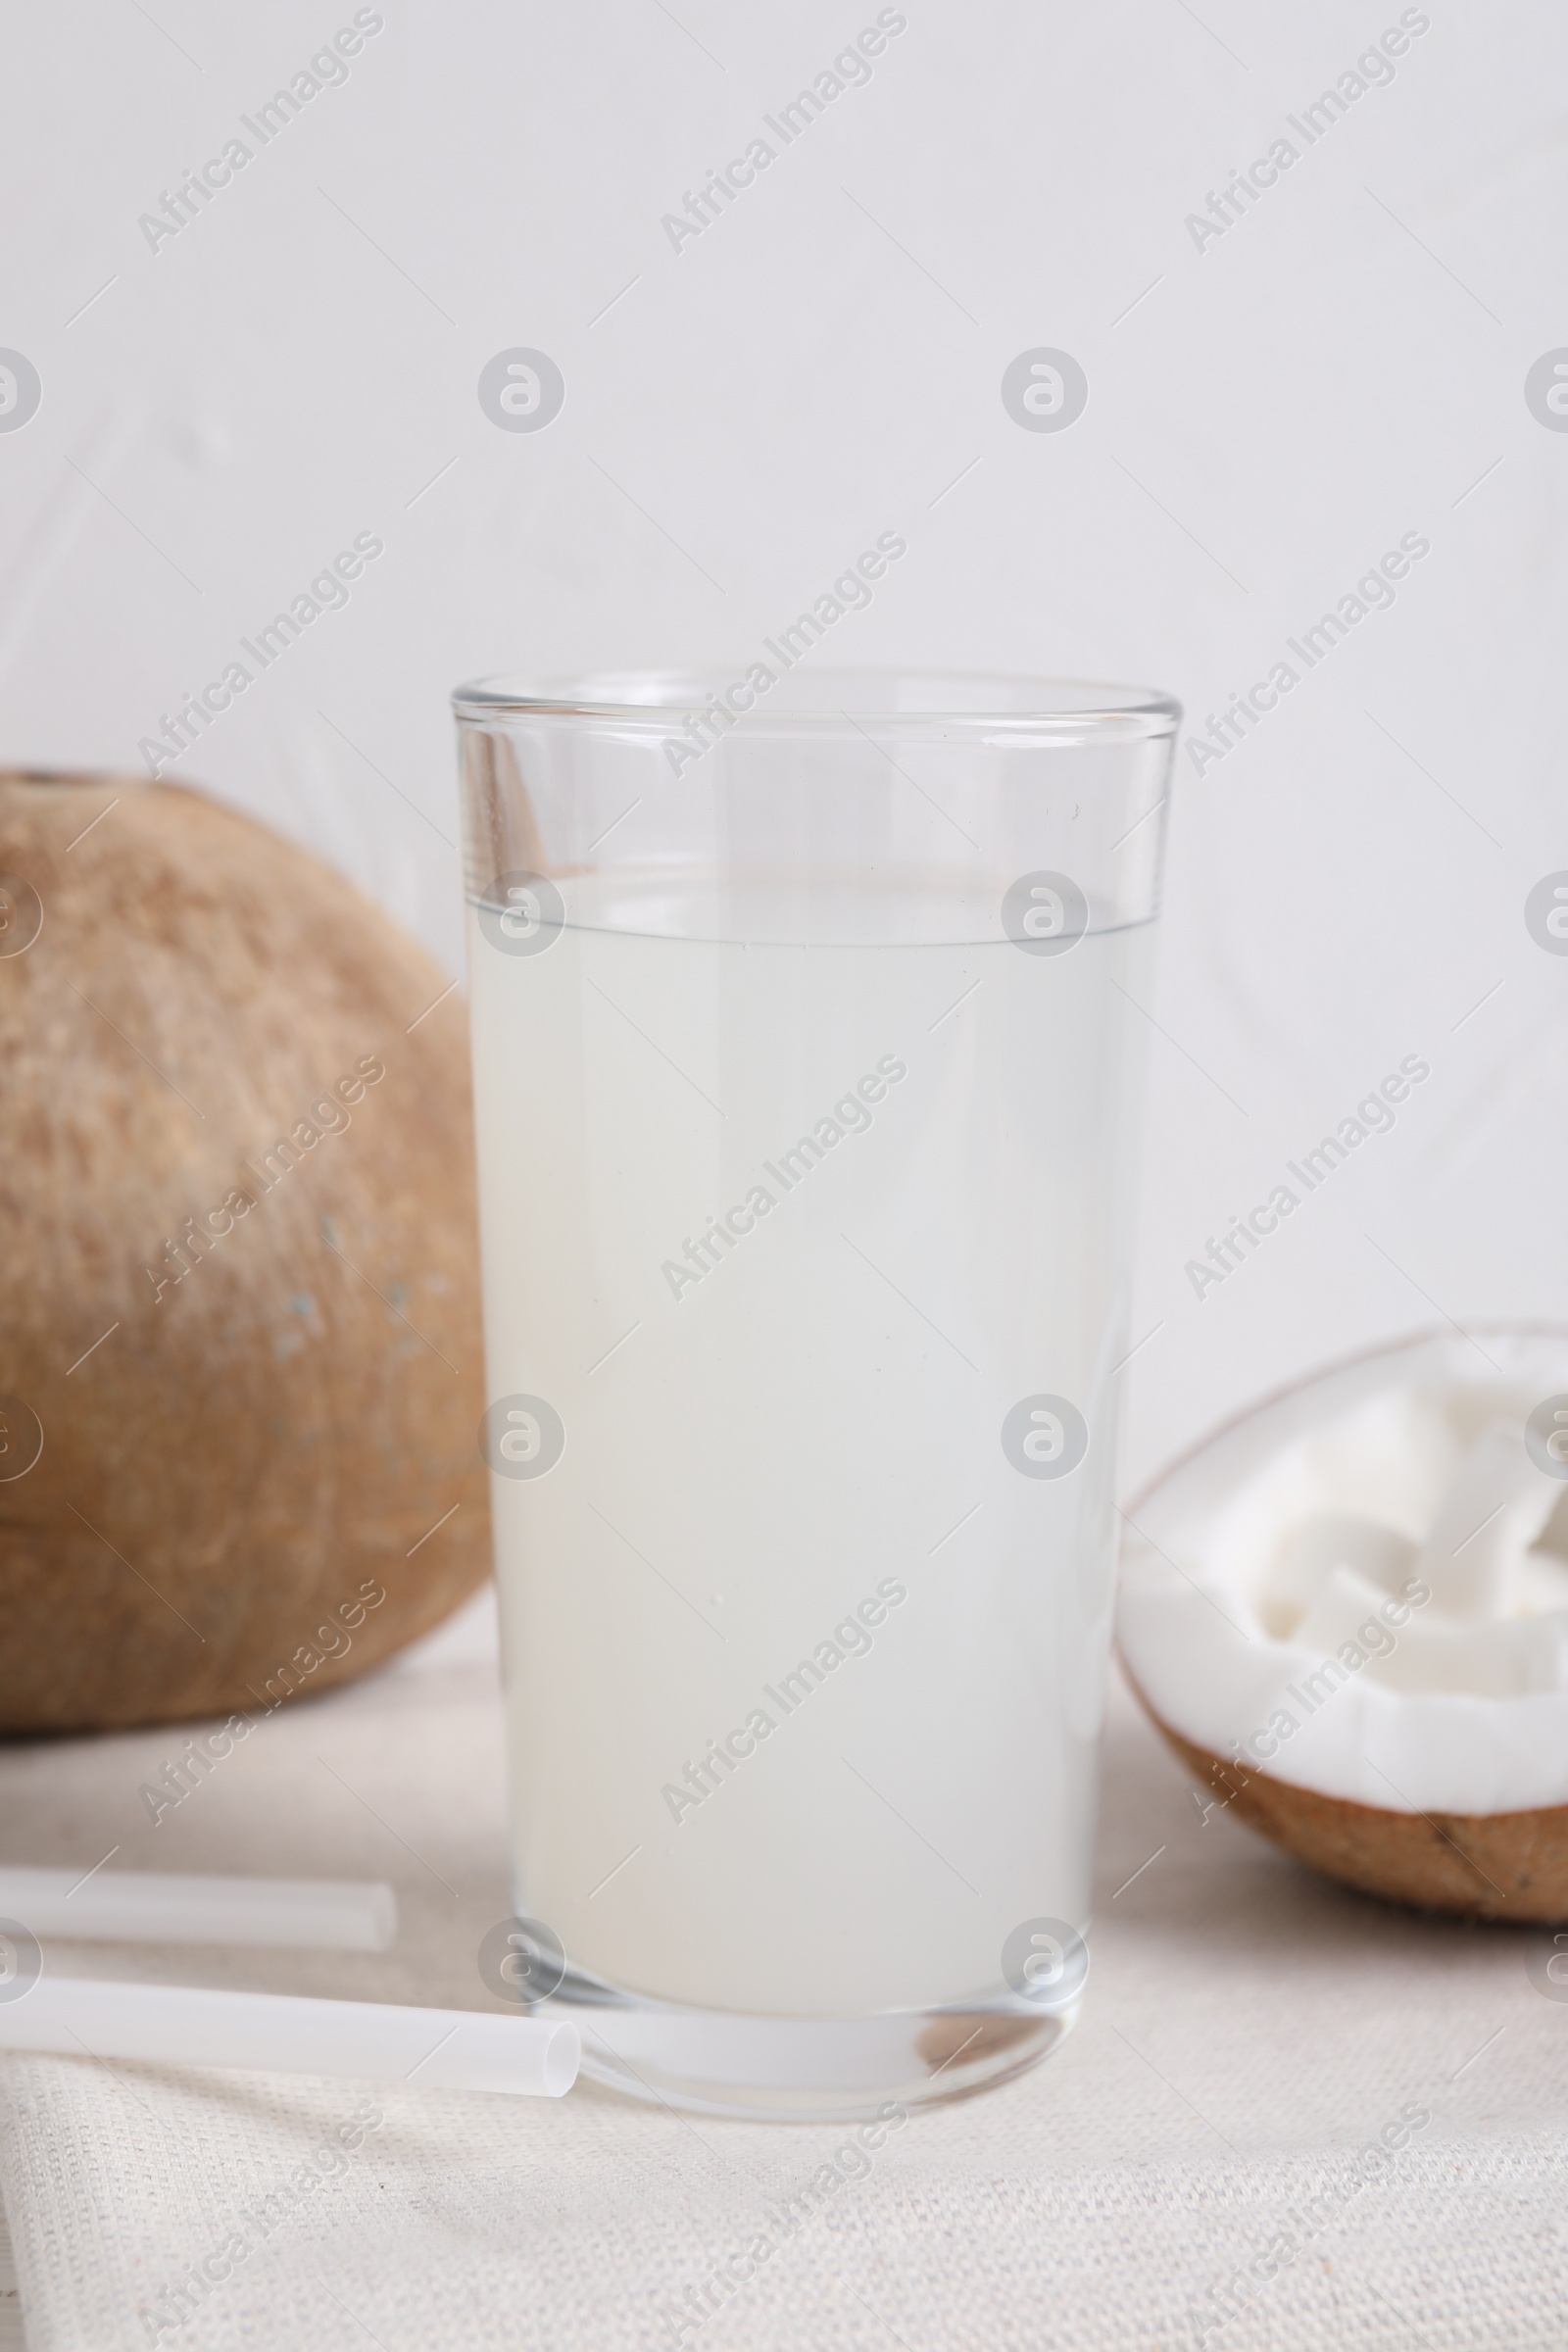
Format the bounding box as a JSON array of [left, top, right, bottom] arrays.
[[451, 666, 1182, 738]]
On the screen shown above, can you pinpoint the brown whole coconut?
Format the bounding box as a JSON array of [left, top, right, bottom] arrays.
[[0, 769, 490, 1733]]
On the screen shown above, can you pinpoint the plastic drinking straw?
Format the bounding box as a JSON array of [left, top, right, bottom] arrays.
[[0, 1869, 397, 1952], [0, 1977, 579, 2098]]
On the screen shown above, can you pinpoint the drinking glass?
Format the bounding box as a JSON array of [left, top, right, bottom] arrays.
[[455, 668, 1178, 2120]]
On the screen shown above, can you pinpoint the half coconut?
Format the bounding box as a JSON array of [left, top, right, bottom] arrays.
[[1117, 1326, 1568, 1922]]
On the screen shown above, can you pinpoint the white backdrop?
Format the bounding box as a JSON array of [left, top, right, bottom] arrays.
[[3, 0, 1564, 1486]]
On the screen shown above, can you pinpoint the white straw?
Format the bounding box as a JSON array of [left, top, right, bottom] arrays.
[[0, 1870, 397, 1952], [0, 1977, 578, 2098]]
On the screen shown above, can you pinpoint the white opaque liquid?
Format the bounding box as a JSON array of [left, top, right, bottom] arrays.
[[467, 878, 1152, 2019]]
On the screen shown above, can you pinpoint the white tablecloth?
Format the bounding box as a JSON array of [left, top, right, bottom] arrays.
[[2, 1595, 1565, 2351]]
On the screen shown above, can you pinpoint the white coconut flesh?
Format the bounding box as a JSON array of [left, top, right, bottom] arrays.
[[1116, 1330, 1568, 1818]]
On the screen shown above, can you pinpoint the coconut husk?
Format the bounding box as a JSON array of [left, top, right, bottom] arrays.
[[0, 770, 490, 1732], [1135, 1690, 1568, 1923]]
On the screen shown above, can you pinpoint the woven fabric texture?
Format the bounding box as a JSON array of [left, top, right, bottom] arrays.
[[0, 1634, 1563, 2351]]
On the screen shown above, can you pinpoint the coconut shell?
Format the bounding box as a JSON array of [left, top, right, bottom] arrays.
[[0, 770, 490, 1733], [1133, 1688, 1568, 1924]]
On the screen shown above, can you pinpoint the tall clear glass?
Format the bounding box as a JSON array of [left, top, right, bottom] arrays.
[[454, 669, 1178, 2121]]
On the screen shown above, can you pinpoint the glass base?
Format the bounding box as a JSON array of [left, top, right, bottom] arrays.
[[535, 1965, 1078, 2124]]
